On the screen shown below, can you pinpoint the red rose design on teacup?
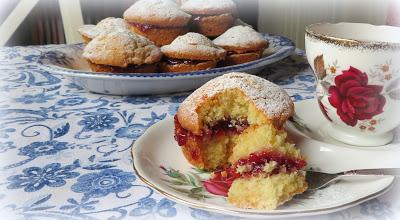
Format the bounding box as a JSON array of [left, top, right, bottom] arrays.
[[328, 66, 386, 127]]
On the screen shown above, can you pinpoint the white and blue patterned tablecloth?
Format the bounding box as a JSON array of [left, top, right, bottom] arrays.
[[0, 45, 398, 220]]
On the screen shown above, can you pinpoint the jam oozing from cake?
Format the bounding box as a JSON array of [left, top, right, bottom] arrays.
[[174, 115, 249, 146], [213, 150, 306, 181], [226, 50, 262, 56], [204, 150, 307, 196], [91, 63, 157, 73], [235, 150, 306, 177], [208, 119, 248, 133], [129, 22, 175, 32], [165, 58, 206, 66]]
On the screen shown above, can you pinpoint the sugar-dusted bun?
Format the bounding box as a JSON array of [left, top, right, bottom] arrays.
[[123, 0, 191, 27], [177, 72, 294, 135], [213, 25, 268, 53], [161, 32, 226, 61], [174, 72, 306, 210], [78, 17, 129, 43], [83, 30, 162, 67], [123, 0, 191, 46], [181, 0, 237, 15]]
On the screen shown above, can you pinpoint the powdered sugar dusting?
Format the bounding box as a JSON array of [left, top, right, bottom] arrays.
[[180, 72, 293, 124], [161, 32, 226, 59], [83, 30, 161, 67], [181, 0, 236, 14], [170, 32, 214, 47], [124, 0, 191, 22], [213, 25, 267, 48], [78, 17, 129, 39]]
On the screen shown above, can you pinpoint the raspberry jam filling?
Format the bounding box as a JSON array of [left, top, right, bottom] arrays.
[[204, 150, 307, 196], [234, 150, 306, 177], [210, 150, 306, 184], [129, 22, 170, 32], [165, 58, 206, 65], [226, 50, 262, 56], [93, 63, 152, 73], [174, 115, 249, 146]]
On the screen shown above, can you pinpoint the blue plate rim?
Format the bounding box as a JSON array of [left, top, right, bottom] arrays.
[[37, 33, 295, 79]]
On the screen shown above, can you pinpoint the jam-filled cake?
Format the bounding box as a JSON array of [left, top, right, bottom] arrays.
[[160, 32, 226, 72], [213, 25, 269, 66], [174, 72, 307, 209], [123, 0, 191, 46], [181, 0, 237, 37], [83, 30, 162, 73]]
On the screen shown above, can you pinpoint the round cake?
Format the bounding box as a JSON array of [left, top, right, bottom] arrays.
[[174, 72, 307, 209], [181, 0, 237, 37], [123, 0, 191, 46], [83, 30, 162, 73], [160, 32, 226, 72], [213, 25, 269, 66]]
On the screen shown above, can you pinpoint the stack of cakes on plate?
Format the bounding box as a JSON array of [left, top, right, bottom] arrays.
[[77, 0, 270, 74]]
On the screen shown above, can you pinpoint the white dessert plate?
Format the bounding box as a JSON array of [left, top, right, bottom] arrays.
[[132, 111, 395, 218], [37, 34, 295, 95]]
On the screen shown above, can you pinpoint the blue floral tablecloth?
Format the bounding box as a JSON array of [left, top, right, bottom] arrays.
[[0, 45, 398, 220]]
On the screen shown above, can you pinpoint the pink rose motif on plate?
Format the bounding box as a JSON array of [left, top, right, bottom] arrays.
[[328, 66, 386, 127]]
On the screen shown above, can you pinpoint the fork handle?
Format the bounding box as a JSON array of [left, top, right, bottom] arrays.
[[342, 168, 400, 176]]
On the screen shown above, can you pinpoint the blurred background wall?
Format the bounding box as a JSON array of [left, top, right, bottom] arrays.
[[258, 0, 395, 49], [0, 0, 398, 48]]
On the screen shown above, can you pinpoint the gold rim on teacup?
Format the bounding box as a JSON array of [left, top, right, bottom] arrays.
[[305, 23, 400, 50]]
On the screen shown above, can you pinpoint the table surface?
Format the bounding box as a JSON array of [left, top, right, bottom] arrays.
[[0, 45, 398, 220]]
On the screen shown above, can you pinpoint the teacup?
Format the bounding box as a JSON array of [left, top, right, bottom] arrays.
[[305, 22, 400, 146]]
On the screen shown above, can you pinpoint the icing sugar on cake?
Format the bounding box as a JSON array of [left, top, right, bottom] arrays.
[[170, 32, 214, 46], [83, 30, 161, 67], [78, 17, 129, 39], [123, 0, 191, 26], [181, 0, 237, 14], [161, 32, 226, 60], [180, 72, 293, 125], [213, 25, 267, 48]]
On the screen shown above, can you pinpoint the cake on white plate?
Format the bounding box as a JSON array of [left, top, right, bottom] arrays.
[[174, 72, 307, 210]]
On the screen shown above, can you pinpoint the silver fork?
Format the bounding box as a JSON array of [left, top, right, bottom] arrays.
[[305, 168, 400, 191]]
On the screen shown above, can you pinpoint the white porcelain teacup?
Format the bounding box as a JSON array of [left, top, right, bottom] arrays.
[[305, 22, 400, 146]]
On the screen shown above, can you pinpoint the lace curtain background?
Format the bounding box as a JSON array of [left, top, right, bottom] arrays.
[[1, 0, 258, 46]]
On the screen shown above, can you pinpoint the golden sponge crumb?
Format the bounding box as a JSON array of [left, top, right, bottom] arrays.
[[229, 124, 301, 163], [199, 123, 301, 170], [194, 89, 301, 170], [203, 136, 230, 170], [198, 89, 269, 127], [228, 172, 308, 210]]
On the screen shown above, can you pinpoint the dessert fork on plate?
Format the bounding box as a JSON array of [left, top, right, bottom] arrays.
[[306, 168, 400, 191]]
